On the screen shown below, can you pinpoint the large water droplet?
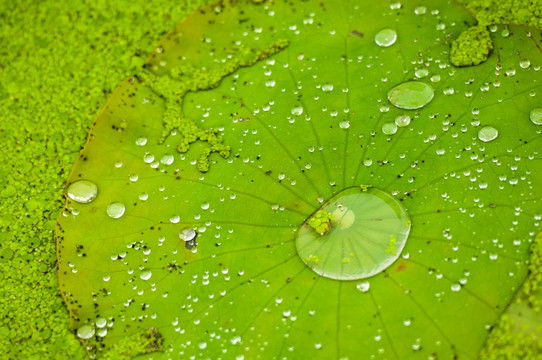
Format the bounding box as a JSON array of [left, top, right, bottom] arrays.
[[478, 126, 498, 142], [66, 180, 98, 204], [77, 324, 95, 339], [530, 108, 542, 125], [388, 81, 434, 109], [179, 228, 197, 242], [375, 28, 397, 47], [107, 202, 125, 219], [295, 186, 411, 280]]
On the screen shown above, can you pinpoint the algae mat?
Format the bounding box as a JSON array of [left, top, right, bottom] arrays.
[[56, 0, 542, 359]]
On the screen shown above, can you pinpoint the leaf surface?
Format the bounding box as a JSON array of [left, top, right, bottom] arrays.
[[57, 0, 542, 358]]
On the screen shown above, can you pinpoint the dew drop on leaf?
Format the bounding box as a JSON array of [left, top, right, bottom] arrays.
[[414, 68, 429, 78], [291, 105, 303, 116], [414, 6, 426, 15], [382, 122, 398, 135], [477, 126, 499, 142], [356, 281, 370, 293], [106, 202, 125, 219], [387, 81, 434, 109], [374, 28, 397, 47], [296, 187, 410, 280], [179, 228, 197, 242], [66, 180, 98, 204], [76, 324, 95, 340], [321, 83, 334, 92], [140, 270, 152, 281], [530, 108, 542, 125], [395, 115, 411, 127]]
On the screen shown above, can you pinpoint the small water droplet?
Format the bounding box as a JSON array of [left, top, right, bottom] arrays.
[[477, 126, 498, 142], [339, 121, 350, 129], [95, 318, 107, 328], [357, 281, 370, 293], [387, 81, 434, 109], [375, 29, 397, 47], [179, 228, 197, 242], [107, 202, 125, 219], [530, 108, 542, 125], [414, 6, 426, 15], [140, 270, 152, 280], [77, 324, 95, 339], [66, 180, 98, 204], [160, 154, 174, 165], [136, 137, 147, 146], [322, 83, 334, 92], [414, 68, 429, 78], [395, 115, 411, 127], [291, 106, 303, 116], [520, 59, 531, 69], [382, 122, 398, 135]]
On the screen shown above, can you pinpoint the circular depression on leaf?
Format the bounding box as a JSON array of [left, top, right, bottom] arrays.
[[56, 0, 542, 359], [296, 186, 410, 280]]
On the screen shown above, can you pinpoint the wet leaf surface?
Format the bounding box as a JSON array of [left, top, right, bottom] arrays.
[[57, 0, 542, 358]]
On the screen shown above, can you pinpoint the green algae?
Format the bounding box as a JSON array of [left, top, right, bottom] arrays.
[[458, 0, 542, 28], [481, 233, 542, 359], [0, 0, 209, 358], [452, 0, 542, 67], [308, 209, 333, 235], [137, 39, 288, 172], [101, 328, 164, 360], [450, 25, 493, 67]]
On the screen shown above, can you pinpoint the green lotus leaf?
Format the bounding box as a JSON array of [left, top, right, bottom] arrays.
[[57, 0, 542, 358]]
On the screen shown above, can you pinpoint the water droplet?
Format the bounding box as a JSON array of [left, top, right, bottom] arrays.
[[135, 137, 147, 146], [387, 81, 434, 110], [66, 180, 98, 204], [382, 122, 398, 135], [295, 187, 411, 280], [395, 115, 411, 127], [201, 202, 210, 210], [375, 29, 397, 47], [451, 284, 461, 292], [95, 318, 107, 328], [77, 324, 95, 339], [414, 68, 429, 78], [414, 6, 426, 14], [339, 121, 350, 129], [530, 108, 542, 125], [322, 83, 334, 92], [356, 281, 370, 293], [160, 154, 174, 165], [520, 59, 531, 69], [140, 270, 152, 280], [291, 106, 303, 116], [107, 202, 125, 219], [179, 228, 197, 242], [477, 126, 498, 142], [265, 79, 275, 87]]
